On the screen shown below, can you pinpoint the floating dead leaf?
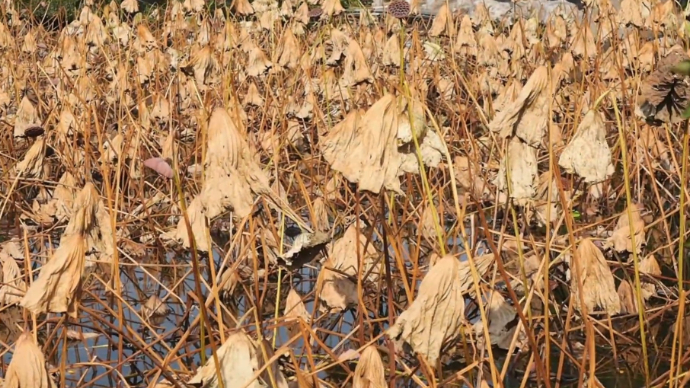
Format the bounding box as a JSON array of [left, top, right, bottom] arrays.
[[387, 254, 493, 365], [284, 288, 311, 340], [317, 222, 379, 312], [353, 345, 386, 388], [558, 109, 615, 184], [604, 204, 645, 254], [571, 239, 620, 315], [4, 332, 53, 388]]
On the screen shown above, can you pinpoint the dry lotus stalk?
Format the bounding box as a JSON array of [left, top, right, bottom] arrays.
[[640, 255, 661, 301], [571, 239, 620, 315], [4, 332, 53, 388], [353, 345, 386, 388], [388, 254, 493, 365], [618, 280, 638, 314], [495, 137, 538, 204], [188, 330, 288, 388], [488, 66, 549, 144], [636, 49, 690, 125], [605, 204, 645, 254], [558, 109, 615, 184]]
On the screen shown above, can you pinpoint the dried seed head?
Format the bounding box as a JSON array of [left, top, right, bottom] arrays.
[[388, 0, 410, 18], [308, 7, 323, 18]]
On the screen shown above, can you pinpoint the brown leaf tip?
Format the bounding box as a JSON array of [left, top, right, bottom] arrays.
[[388, 0, 410, 18]]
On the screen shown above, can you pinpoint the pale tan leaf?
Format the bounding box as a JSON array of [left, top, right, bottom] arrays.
[[640, 255, 661, 301], [188, 331, 288, 388], [571, 239, 620, 315], [14, 137, 45, 179], [488, 66, 549, 142], [0, 247, 26, 305], [20, 233, 86, 318], [617, 280, 638, 314], [387, 254, 493, 365], [558, 109, 615, 183], [320, 96, 401, 194], [353, 346, 386, 388], [605, 204, 645, 254], [4, 332, 52, 388], [495, 137, 538, 203]]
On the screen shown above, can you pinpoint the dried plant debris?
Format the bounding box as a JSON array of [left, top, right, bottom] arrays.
[[387, 254, 493, 365], [570, 239, 620, 316], [280, 231, 331, 267], [605, 203, 646, 254], [0, 0, 689, 385], [188, 330, 288, 388], [558, 109, 614, 185], [4, 332, 55, 388], [636, 48, 690, 124], [353, 345, 386, 388]]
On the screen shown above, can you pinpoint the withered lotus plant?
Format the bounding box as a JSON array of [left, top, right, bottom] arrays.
[[636, 49, 690, 124], [284, 288, 311, 340], [0, 242, 27, 305], [387, 254, 493, 365], [605, 203, 645, 254], [19, 185, 102, 317], [494, 136, 538, 204], [559, 108, 615, 186], [570, 238, 620, 316], [618, 280, 638, 314], [4, 332, 53, 388], [489, 66, 550, 145], [188, 330, 288, 388], [353, 346, 386, 388]]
